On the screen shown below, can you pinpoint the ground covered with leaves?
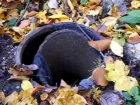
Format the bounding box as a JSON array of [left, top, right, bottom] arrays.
[[0, 0, 140, 105]]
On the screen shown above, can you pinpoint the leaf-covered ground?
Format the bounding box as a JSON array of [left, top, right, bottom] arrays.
[[0, 0, 140, 105]]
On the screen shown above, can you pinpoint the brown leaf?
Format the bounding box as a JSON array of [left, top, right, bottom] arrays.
[[127, 32, 140, 43], [0, 91, 5, 104], [26, 11, 37, 18], [92, 67, 109, 86], [88, 39, 111, 51], [8, 75, 29, 81], [9, 67, 33, 76], [2, 0, 20, 9], [40, 92, 48, 101]]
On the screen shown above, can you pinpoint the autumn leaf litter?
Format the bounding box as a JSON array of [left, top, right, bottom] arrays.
[[0, 0, 140, 105]]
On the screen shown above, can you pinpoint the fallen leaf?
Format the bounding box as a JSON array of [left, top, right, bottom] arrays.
[[88, 39, 111, 51], [105, 60, 129, 82], [0, 19, 5, 26], [110, 40, 123, 57], [48, 0, 58, 9], [102, 17, 118, 31], [92, 67, 109, 86], [5, 91, 18, 105], [36, 10, 48, 23], [2, 0, 19, 9], [21, 80, 33, 90], [19, 20, 30, 28], [8, 75, 29, 81], [0, 91, 5, 104], [28, 86, 45, 95], [7, 9, 19, 20], [0, 27, 4, 34], [89, 6, 102, 16], [9, 67, 33, 76], [127, 32, 140, 43], [40, 92, 49, 101], [26, 11, 37, 18], [60, 80, 71, 88], [131, 0, 140, 9], [6, 0, 14, 2], [0, 7, 6, 19], [49, 14, 69, 19], [12, 27, 24, 35], [115, 76, 138, 91]]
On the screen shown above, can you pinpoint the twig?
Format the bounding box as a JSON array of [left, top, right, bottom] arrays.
[[14, 0, 30, 26]]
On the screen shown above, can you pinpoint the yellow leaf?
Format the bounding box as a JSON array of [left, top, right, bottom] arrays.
[[21, 80, 33, 90], [105, 63, 114, 71], [89, 6, 102, 16], [5, 90, 37, 105], [105, 60, 129, 82], [110, 40, 123, 57], [0, 7, 6, 19], [49, 14, 69, 19], [5, 91, 19, 105], [36, 10, 48, 23], [102, 17, 117, 28], [131, 0, 140, 9], [0, 91, 5, 104], [12, 27, 24, 35], [115, 76, 138, 91], [73, 94, 87, 105], [7, 9, 19, 20], [40, 92, 48, 101], [0, 7, 6, 14]]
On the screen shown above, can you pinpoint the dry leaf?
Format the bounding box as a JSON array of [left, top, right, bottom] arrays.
[[9, 67, 33, 76], [131, 0, 140, 9], [89, 6, 102, 16], [49, 14, 69, 19], [88, 39, 111, 51], [60, 80, 71, 88], [0, 91, 5, 104], [19, 20, 30, 28], [5, 91, 18, 105], [0, 7, 6, 19], [26, 11, 37, 18], [21, 80, 33, 90], [40, 92, 49, 101], [7, 9, 19, 20], [8, 75, 29, 81], [110, 40, 123, 57], [127, 32, 140, 43], [102, 17, 117, 31], [28, 86, 45, 95], [0, 19, 5, 26], [36, 10, 48, 23], [12, 27, 24, 35], [2, 0, 19, 9], [92, 67, 109, 86]]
